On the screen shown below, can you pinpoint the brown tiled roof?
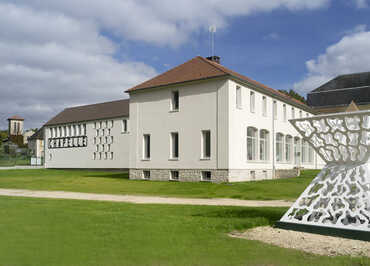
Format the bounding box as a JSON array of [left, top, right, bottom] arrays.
[[8, 115, 24, 121], [45, 99, 129, 126], [126, 56, 310, 111]]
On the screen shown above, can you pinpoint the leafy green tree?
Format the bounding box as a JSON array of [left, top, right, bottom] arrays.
[[278, 89, 306, 104]]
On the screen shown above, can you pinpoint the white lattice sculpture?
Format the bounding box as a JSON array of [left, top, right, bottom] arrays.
[[279, 110, 370, 238]]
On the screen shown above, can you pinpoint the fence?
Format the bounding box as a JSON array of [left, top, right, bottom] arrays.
[[0, 145, 35, 167]]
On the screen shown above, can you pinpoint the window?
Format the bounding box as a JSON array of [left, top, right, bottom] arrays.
[[250, 171, 256, 180], [49, 153, 52, 161], [259, 130, 269, 161], [72, 125, 76, 136], [170, 171, 179, 181], [302, 140, 309, 163], [107, 144, 111, 152], [273, 101, 277, 120], [143, 171, 150, 180], [49, 128, 53, 138], [171, 91, 179, 111], [110, 152, 114, 160], [236, 86, 242, 109], [201, 171, 211, 182], [283, 104, 287, 122], [276, 133, 284, 162], [122, 119, 128, 133], [83, 124, 86, 135], [143, 134, 151, 159], [104, 152, 108, 160], [103, 121, 107, 128], [291, 107, 295, 119], [299, 110, 303, 118], [201, 130, 211, 159], [250, 91, 255, 113], [170, 132, 179, 159], [93, 153, 97, 160], [306, 112, 309, 118], [285, 135, 293, 162], [93, 122, 96, 129], [109, 120, 114, 128], [294, 137, 301, 165], [262, 96, 267, 116], [247, 127, 257, 161], [308, 145, 314, 163]]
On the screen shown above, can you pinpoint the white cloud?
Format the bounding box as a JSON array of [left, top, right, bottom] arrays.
[[0, 3, 156, 129], [0, 0, 331, 129], [264, 33, 280, 40], [294, 26, 370, 94], [354, 0, 368, 8], [7, 0, 330, 47]]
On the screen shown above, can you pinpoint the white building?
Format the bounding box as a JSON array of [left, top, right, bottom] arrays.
[[44, 56, 324, 182], [44, 99, 130, 169]]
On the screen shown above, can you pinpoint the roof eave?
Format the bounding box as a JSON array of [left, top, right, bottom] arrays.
[[125, 74, 229, 94], [229, 75, 314, 114]]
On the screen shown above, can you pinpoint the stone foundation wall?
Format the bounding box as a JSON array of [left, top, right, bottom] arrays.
[[275, 168, 300, 179], [130, 167, 300, 183], [130, 169, 228, 183]]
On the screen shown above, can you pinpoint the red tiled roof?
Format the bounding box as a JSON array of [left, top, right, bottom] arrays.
[[8, 115, 24, 121], [126, 56, 310, 111]]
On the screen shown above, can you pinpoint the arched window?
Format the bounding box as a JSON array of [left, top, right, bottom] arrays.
[[247, 127, 258, 161], [259, 130, 269, 161], [276, 133, 284, 162], [294, 137, 301, 165], [285, 135, 293, 162]]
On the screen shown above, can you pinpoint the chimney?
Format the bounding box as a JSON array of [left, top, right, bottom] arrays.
[[206, 56, 220, 64]]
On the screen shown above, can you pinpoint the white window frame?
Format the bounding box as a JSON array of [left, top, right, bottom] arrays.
[[283, 104, 287, 122], [262, 96, 267, 117], [236, 86, 242, 109], [122, 119, 128, 133], [259, 130, 269, 161], [143, 134, 151, 160], [170, 90, 179, 111], [170, 132, 179, 159], [276, 133, 284, 162], [273, 101, 277, 120], [247, 127, 258, 161], [201, 130, 211, 159], [250, 91, 255, 113]]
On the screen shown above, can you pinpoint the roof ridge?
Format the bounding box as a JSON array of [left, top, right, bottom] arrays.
[[197, 56, 230, 75], [66, 98, 129, 110]]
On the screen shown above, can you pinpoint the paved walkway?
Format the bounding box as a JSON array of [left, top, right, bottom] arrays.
[[0, 188, 293, 207], [0, 166, 44, 170]]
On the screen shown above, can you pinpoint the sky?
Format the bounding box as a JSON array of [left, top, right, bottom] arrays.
[[1, 0, 370, 129]]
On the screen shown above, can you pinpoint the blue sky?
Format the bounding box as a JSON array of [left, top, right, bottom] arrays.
[[1, 0, 370, 129]]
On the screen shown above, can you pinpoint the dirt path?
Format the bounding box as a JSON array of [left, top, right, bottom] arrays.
[[230, 226, 370, 257], [0, 188, 292, 207]]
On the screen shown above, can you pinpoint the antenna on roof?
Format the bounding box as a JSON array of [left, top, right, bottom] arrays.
[[209, 25, 217, 57]]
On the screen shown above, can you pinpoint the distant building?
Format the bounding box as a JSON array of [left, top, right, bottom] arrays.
[[307, 72, 370, 114], [5, 115, 25, 147], [28, 128, 44, 158]]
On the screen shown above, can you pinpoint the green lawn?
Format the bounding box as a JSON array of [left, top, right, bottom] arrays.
[[0, 196, 367, 266], [0, 169, 320, 201]]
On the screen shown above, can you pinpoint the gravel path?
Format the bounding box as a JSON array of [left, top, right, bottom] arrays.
[[0, 188, 292, 207], [230, 226, 370, 257]]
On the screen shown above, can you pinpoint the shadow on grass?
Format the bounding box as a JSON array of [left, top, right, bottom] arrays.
[[82, 172, 130, 180], [193, 208, 286, 226]]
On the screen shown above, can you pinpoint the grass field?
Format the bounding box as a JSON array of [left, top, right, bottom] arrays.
[[0, 169, 320, 200], [0, 196, 367, 266]]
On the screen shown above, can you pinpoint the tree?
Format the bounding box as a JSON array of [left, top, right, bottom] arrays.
[[0, 130, 8, 147], [278, 89, 306, 104]]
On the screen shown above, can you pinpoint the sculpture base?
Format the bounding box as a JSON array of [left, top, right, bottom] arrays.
[[275, 221, 370, 241]]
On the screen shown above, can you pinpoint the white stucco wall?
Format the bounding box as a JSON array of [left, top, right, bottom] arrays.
[[44, 117, 130, 169], [129, 78, 229, 170], [227, 79, 325, 181]]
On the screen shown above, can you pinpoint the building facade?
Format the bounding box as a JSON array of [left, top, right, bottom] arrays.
[[44, 56, 325, 182], [307, 72, 370, 114], [44, 100, 130, 169]]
